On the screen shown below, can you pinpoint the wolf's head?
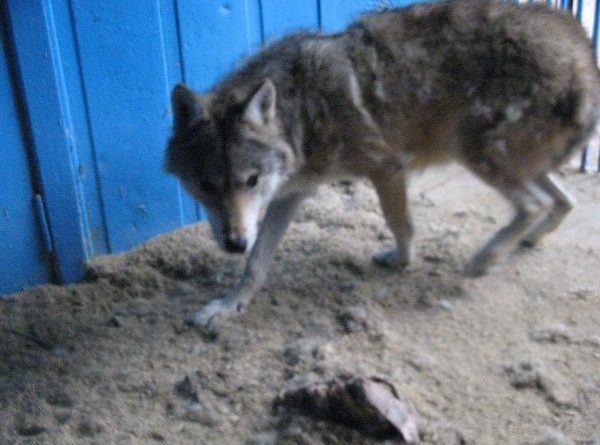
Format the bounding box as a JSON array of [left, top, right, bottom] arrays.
[[165, 80, 294, 254]]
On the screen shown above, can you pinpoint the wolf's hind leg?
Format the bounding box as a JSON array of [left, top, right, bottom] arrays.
[[189, 192, 307, 333], [370, 169, 414, 269], [520, 172, 575, 247], [465, 182, 552, 276]]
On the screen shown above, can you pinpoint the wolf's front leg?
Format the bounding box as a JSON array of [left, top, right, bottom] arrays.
[[190, 192, 306, 333], [370, 169, 414, 269]]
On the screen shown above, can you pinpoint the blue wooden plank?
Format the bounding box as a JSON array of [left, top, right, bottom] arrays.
[[174, 0, 262, 222], [176, 0, 262, 93], [320, 0, 426, 32], [6, 0, 90, 284], [0, 10, 50, 294], [160, 0, 203, 225], [68, 1, 186, 252], [259, 0, 319, 41], [560, 0, 572, 10], [594, 0, 600, 58], [387, 0, 424, 7], [320, 0, 373, 32], [175, 0, 262, 223], [48, 0, 110, 255]]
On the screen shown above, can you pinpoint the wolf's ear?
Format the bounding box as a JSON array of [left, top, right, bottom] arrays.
[[243, 79, 276, 127], [171, 84, 205, 132]]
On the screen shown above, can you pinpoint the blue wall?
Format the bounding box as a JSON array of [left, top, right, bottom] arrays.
[[0, 0, 418, 294], [0, 17, 50, 292]]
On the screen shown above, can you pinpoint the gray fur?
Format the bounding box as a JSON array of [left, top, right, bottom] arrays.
[[165, 0, 600, 331]]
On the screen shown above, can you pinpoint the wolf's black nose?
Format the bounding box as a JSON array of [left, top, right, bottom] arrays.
[[225, 237, 247, 253]]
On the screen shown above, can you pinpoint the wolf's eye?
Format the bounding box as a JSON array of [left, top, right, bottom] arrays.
[[246, 173, 259, 188]]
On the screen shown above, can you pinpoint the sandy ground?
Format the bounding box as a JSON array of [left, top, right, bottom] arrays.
[[1, 165, 599, 445]]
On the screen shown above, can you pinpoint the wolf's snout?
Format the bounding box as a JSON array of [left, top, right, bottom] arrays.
[[225, 236, 248, 254]]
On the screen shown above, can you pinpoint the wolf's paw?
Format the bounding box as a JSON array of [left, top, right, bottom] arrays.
[[187, 296, 246, 335], [372, 247, 411, 270]]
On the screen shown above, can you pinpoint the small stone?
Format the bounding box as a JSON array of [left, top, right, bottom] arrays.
[[77, 418, 104, 437], [439, 299, 453, 311], [577, 437, 600, 445], [530, 324, 572, 343], [579, 335, 600, 348], [547, 382, 578, 408], [46, 389, 74, 408], [282, 346, 303, 367], [16, 423, 46, 437], [418, 420, 466, 445], [54, 408, 72, 424], [417, 293, 435, 307], [312, 342, 335, 361], [405, 349, 437, 371], [375, 287, 390, 300], [191, 343, 208, 355], [281, 338, 320, 366], [391, 367, 405, 383], [337, 306, 369, 333], [150, 431, 165, 441], [505, 361, 546, 390], [569, 288, 591, 300], [174, 375, 199, 402], [321, 432, 340, 445], [424, 255, 443, 264], [245, 431, 277, 445], [533, 430, 575, 445], [182, 402, 218, 426], [52, 346, 71, 357], [106, 315, 122, 327], [341, 258, 366, 277], [504, 361, 576, 407]]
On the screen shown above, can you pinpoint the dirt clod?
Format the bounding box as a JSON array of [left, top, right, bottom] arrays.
[[337, 306, 369, 333], [530, 323, 572, 343], [77, 417, 104, 437], [180, 402, 218, 426], [533, 430, 575, 445], [46, 389, 74, 408], [16, 423, 46, 437], [245, 431, 278, 445], [174, 375, 199, 402], [107, 315, 123, 327]]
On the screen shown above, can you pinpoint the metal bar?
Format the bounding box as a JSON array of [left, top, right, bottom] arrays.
[[593, 0, 600, 172], [560, 0, 572, 10], [575, 0, 589, 171], [576, 0, 583, 19]]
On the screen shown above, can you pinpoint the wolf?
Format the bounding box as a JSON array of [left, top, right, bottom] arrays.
[[165, 0, 600, 332]]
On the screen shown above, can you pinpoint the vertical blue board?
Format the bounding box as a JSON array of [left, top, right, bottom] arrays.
[[68, 1, 185, 253], [259, 0, 320, 40], [158, 0, 200, 225], [175, 0, 262, 222], [7, 0, 89, 284], [46, 0, 110, 256], [0, 21, 49, 294], [176, 0, 262, 93], [320, 0, 375, 32], [320, 0, 422, 32]]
